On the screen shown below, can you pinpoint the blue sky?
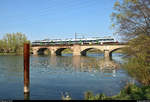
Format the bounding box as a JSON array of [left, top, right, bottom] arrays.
[[0, 0, 117, 41]]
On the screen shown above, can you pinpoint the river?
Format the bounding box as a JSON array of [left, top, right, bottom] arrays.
[[0, 53, 138, 100]]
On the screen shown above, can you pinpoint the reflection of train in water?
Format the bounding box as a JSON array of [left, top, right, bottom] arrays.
[[32, 36, 118, 46]]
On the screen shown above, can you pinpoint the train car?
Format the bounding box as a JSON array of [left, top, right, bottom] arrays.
[[32, 36, 117, 46]]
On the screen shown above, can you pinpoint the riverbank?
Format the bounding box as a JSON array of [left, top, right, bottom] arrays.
[[84, 84, 150, 100], [0, 53, 21, 55], [62, 84, 150, 100]]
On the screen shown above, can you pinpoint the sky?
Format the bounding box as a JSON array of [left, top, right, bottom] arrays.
[[0, 0, 117, 41]]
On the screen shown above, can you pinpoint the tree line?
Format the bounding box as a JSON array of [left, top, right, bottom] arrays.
[[0, 32, 29, 54]]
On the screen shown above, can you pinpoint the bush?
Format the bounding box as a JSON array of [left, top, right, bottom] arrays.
[[84, 84, 150, 100]]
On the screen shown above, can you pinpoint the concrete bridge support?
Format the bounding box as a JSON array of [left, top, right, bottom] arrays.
[[72, 45, 81, 56], [104, 50, 112, 60], [50, 48, 56, 56]]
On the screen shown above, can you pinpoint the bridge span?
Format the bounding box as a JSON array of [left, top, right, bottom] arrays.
[[32, 44, 126, 59]]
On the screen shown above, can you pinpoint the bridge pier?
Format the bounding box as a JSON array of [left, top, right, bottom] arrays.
[[73, 45, 81, 56], [104, 50, 112, 60], [50, 49, 56, 56]]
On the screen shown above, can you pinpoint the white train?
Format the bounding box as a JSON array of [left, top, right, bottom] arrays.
[[32, 36, 118, 46]]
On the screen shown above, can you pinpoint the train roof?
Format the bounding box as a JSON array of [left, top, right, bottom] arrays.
[[32, 36, 115, 43]]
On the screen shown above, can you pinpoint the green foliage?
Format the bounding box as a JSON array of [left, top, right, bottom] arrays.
[[123, 57, 150, 85], [122, 35, 150, 85], [111, 0, 150, 40], [84, 91, 94, 100], [142, 86, 150, 99], [84, 84, 150, 100], [84, 91, 108, 100], [0, 32, 28, 54], [112, 0, 150, 86]]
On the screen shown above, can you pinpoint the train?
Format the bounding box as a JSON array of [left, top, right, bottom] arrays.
[[32, 36, 118, 46]]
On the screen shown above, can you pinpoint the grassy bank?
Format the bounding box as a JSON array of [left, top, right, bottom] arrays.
[[84, 84, 150, 100], [62, 84, 150, 100]]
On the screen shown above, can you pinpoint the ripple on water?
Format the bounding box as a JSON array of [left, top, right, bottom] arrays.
[[0, 54, 139, 100]]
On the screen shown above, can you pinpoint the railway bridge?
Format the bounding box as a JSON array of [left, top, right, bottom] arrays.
[[32, 44, 127, 59]]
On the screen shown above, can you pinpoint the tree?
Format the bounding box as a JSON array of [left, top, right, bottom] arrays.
[[123, 35, 150, 85], [0, 40, 4, 52], [111, 0, 150, 40], [0, 32, 28, 54], [111, 0, 150, 85]]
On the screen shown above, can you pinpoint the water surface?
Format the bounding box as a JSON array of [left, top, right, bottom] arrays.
[[0, 53, 137, 100]]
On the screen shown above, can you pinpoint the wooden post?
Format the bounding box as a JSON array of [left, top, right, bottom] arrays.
[[24, 43, 30, 93]]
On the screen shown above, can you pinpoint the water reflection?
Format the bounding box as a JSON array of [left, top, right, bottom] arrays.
[[0, 54, 138, 100], [31, 54, 121, 77], [72, 56, 120, 73], [0, 56, 23, 81]]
